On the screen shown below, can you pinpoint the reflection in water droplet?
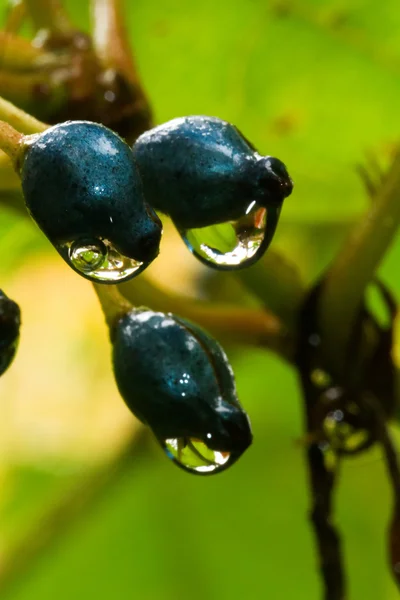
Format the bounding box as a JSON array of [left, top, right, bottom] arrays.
[[163, 437, 231, 474], [69, 239, 107, 273], [179, 202, 279, 269], [63, 238, 143, 283]]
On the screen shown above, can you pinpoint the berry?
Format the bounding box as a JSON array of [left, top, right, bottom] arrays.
[[0, 290, 21, 376], [112, 309, 252, 474], [132, 115, 292, 230], [20, 121, 162, 283]]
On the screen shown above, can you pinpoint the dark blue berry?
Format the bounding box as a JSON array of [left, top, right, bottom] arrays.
[[112, 309, 252, 474], [0, 290, 21, 376], [20, 121, 162, 283], [132, 115, 293, 230]]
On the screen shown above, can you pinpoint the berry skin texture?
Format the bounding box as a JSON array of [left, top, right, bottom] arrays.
[[132, 115, 293, 230], [20, 121, 162, 266], [0, 290, 21, 376], [112, 309, 252, 469]]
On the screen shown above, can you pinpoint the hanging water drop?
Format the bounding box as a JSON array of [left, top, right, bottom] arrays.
[[69, 238, 107, 273], [20, 121, 162, 284], [112, 309, 252, 475], [133, 116, 292, 270], [162, 436, 232, 474], [62, 238, 143, 282], [179, 202, 280, 269]]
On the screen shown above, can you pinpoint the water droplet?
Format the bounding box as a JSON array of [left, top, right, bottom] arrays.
[[162, 437, 232, 474], [179, 202, 280, 269], [62, 238, 143, 283]]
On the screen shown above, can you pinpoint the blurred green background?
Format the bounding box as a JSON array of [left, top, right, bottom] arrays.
[[1, 0, 400, 598]]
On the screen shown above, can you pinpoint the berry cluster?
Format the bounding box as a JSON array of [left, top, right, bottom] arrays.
[[1, 113, 292, 474]]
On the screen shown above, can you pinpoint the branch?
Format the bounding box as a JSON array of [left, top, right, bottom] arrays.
[[0, 96, 47, 134], [319, 149, 400, 377], [23, 0, 74, 35]]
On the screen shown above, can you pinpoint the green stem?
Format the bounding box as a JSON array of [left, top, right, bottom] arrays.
[[0, 32, 48, 70], [93, 284, 133, 331], [318, 149, 400, 376], [3, 1, 26, 34], [0, 120, 24, 166], [0, 96, 47, 134], [23, 0, 74, 35]]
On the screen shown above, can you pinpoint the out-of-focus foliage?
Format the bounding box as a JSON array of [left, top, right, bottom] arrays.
[[2, 0, 400, 598]]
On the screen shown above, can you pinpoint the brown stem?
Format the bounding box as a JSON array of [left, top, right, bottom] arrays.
[[91, 0, 137, 81], [23, 0, 74, 35], [0, 120, 23, 166], [3, 0, 26, 34], [0, 32, 48, 71], [307, 444, 345, 600]]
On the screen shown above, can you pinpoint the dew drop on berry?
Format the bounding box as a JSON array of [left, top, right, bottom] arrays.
[[178, 201, 280, 269], [162, 436, 232, 474], [64, 238, 143, 282]]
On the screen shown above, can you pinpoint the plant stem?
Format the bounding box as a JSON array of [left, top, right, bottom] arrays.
[[24, 0, 74, 35], [120, 276, 293, 360], [0, 70, 55, 107], [0, 96, 47, 134], [318, 149, 400, 377], [0, 32, 48, 71], [93, 283, 133, 331], [91, 0, 137, 81], [0, 120, 23, 166], [235, 249, 305, 330], [3, 0, 26, 34]]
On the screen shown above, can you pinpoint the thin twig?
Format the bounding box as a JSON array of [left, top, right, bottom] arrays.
[[0, 96, 47, 134], [93, 283, 133, 331], [0, 119, 23, 165]]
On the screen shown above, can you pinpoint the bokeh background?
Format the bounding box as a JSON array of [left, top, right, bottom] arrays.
[[1, 0, 400, 598]]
